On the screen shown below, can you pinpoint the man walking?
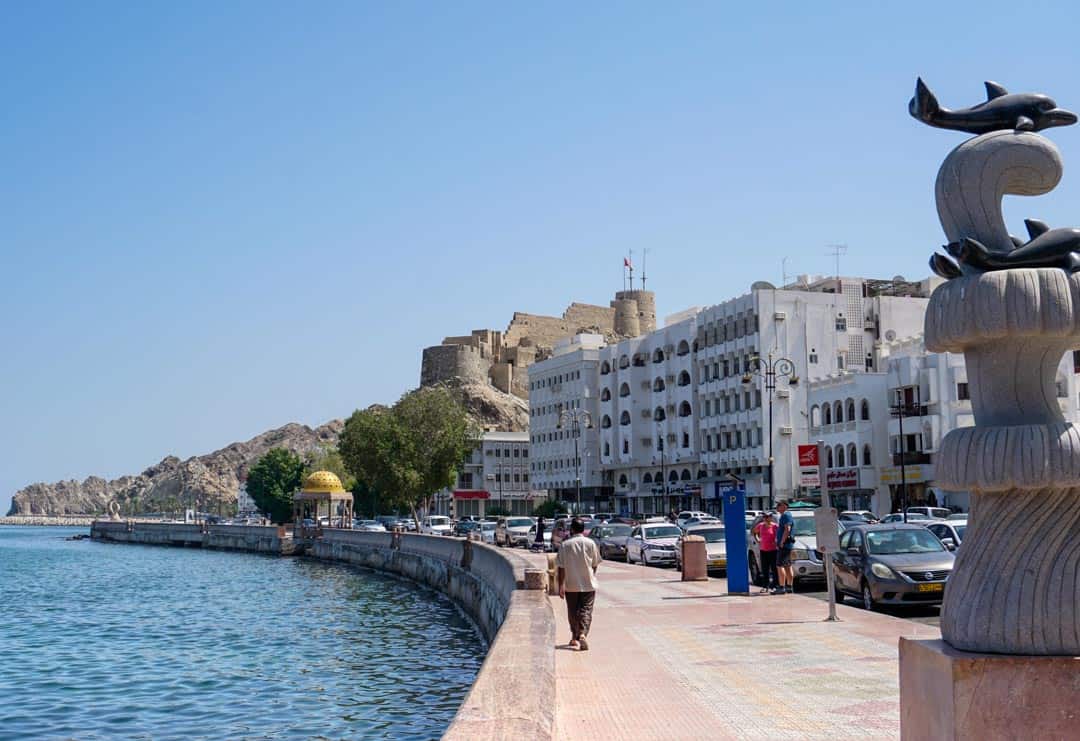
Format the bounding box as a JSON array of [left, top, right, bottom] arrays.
[[775, 501, 795, 594], [556, 518, 602, 650]]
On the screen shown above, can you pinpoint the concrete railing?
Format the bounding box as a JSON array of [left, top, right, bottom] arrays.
[[91, 521, 293, 554]]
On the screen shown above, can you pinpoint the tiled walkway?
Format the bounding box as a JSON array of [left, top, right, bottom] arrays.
[[550, 560, 939, 740]]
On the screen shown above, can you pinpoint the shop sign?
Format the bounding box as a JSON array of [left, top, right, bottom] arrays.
[[878, 465, 930, 484], [798, 445, 819, 467], [799, 470, 820, 487], [826, 468, 859, 490], [453, 489, 490, 500]]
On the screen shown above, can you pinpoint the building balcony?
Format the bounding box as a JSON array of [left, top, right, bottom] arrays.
[[893, 451, 932, 466]]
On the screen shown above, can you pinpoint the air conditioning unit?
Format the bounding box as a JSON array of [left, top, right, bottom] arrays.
[[776, 388, 790, 398], [779, 426, 793, 435], [773, 311, 786, 321]]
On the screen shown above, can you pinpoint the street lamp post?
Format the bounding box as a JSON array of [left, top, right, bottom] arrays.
[[558, 408, 593, 515], [657, 420, 667, 516], [742, 352, 799, 509], [888, 378, 912, 524]]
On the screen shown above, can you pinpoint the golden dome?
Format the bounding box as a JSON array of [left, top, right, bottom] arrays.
[[302, 470, 346, 494]]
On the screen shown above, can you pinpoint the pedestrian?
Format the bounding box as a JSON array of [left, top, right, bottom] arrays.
[[534, 516, 546, 551], [752, 511, 779, 594], [556, 517, 602, 650], [775, 501, 795, 594]]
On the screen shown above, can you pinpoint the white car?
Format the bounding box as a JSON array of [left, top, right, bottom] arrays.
[[355, 520, 387, 532], [907, 506, 952, 520], [526, 524, 553, 551], [421, 515, 453, 536], [675, 524, 728, 572], [627, 523, 682, 566], [676, 511, 710, 529], [479, 520, 498, 544], [748, 511, 831, 587], [926, 519, 967, 551], [496, 517, 536, 547]]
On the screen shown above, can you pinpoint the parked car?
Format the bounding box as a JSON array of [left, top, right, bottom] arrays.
[[682, 516, 721, 529], [840, 510, 878, 524], [496, 517, 536, 547], [478, 520, 498, 544], [946, 512, 968, 521], [831, 524, 955, 610], [907, 506, 952, 520], [926, 520, 966, 551], [525, 523, 553, 551], [626, 523, 682, 566], [420, 515, 453, 536], [551, 517, 594, 549], [355, 520, 387, 532], [589, 523, 633, 560], [592, 512, 617, 523], [376, 515, 402, 530], [880, 512, 936, 524], [454, 520, 481, 537], [747, 511, 831, 587], [676, 511, 710, 529], [674, 524, 727, 573]]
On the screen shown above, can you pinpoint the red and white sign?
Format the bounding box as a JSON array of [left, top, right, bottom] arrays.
[[798, 445, 819, 467], [799, 470, 820, 488], [453, 490, 491, 500], [826, 468, 859, 489]]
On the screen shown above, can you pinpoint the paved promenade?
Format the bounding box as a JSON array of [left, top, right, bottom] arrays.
[[549, 559, 939, 740]]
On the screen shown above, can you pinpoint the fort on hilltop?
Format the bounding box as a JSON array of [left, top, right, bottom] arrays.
[[421, 290, 656, 398]]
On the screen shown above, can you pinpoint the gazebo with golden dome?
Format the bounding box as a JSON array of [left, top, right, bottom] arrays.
[[293, 470, 354, 532]]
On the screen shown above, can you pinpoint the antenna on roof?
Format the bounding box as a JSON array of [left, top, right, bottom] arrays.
[[826, 243, 848, 284], [641, 248, 648, 291], [781, 256, 789, 288]]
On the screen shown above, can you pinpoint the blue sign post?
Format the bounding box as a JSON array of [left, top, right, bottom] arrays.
[[719, 482, 749, 594]]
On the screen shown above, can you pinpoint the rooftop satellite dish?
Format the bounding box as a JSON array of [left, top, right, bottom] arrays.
[[751, 280, 776, 291], [885, 330, 897, 341], [893, 275, 907, 282]]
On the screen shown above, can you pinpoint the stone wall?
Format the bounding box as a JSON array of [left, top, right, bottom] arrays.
[[420, 344, 490, 387], [91, 521, 293, 554]]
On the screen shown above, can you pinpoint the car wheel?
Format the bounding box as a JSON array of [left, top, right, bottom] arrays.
[[861, 582, 876, 611], [748, 554, 761, 586]]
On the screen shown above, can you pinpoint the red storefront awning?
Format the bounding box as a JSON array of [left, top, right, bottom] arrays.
[[453, 489, 490, 500]]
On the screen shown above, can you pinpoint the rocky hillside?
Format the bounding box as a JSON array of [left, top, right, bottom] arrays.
[[8, 383, 528, 516], [7, 421, 343, 516]]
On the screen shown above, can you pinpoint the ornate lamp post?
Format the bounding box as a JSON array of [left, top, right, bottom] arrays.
[[742, 352, 799, 509], [558, 408, 593, 514], [657, 420, 667, 515]]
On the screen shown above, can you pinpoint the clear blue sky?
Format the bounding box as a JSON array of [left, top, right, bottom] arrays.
[[4, 2, 1080, 510]]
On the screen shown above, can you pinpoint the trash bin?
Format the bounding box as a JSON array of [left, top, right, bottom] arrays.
[[681, 535, 708, 582]]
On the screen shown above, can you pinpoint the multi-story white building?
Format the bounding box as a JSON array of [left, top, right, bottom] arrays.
[[527, 334, 605, 511], [435, 431, 535, 518], [597, 310, 702, 516], [695, 275, 932, 511]]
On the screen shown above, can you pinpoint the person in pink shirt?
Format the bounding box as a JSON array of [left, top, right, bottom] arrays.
[[753, 512, 780, 594]]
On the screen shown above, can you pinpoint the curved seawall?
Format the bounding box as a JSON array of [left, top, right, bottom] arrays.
[[91, 521, 555, 739]]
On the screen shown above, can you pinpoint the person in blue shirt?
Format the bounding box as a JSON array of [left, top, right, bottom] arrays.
[[774, 501, 795, 594]]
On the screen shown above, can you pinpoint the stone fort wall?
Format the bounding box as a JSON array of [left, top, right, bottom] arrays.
[[421, 344, 490, 387]]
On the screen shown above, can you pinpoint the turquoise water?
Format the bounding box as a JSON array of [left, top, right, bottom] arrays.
[[0, 527, 484, 740]]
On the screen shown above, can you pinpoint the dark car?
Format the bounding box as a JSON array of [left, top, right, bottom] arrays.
[[454, 520, 481, 537], [588, 523, 633, 560], [832, 524, 955, 610]]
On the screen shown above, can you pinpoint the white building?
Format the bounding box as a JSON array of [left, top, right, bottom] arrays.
[[435, 431, 535, 517], [527, 334, 606, 511], [695, 275, 932, 511], [597, 310, 702, 516]]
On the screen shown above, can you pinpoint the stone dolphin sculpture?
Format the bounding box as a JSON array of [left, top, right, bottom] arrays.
[[945, 219, 1080, 273], [909, 78, 1077, 134]]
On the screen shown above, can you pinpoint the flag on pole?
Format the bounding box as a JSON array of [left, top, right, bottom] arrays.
[[624, 256, 633, 269]]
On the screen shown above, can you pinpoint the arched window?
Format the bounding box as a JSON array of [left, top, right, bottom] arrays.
[[603, 441, 610, 456], [622, 439, 629, 454], [677, 370, 691, 386], [619, 355, 630, 369], [697, 469, 707, 479], [836, 445, 846, 468], [848, 444, 858, 467], [862, 445, 872, 466], [633, 353, 646, 367], [846, 399, 856, 422], [600, 361, 611, 375], [619, 382, 630, 397], [600, 388, 611, 402], [620, 411, 631, 426], [642, 472, 653, 484], [653, 377, 666, 392], [826, 447, 834, 468], [601, 415, 612, 429], [823, 404, 832, 425], [810, 405, 821, 427], [680, 469, 691, 481], [653, 348, 664, 363], [860, 399, 870, 421], [677, 340, 690, 356], [834, 401, 844, 424], [654, 406, 666, 421], [618, 474, 628, 487], [669, 470, 679, 482], [678, 401, 692, 417]]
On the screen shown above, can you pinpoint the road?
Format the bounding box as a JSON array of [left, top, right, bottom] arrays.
[[799, 586, 941, 626]]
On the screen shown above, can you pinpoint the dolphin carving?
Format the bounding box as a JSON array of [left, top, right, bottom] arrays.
[[909, 78, 1077, 135], [945, 219, 1080, 273]]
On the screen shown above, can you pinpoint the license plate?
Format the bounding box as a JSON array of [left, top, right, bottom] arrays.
[[709, 560, 726, 567], [916, 583, 944, 593]]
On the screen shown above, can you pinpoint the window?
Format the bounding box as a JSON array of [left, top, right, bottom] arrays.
[[754, 389, 761, 408], [603, 441, 610, 456], [495, 448, 501, 458], [622, 440, 629, 454], [677, 340, 690, 356], [836, 315, 847, 331], [826, 447, 834, 468], [618, 474, 628, 487], [680, 469, 691, 481], [679, 401, 692, 417], [848, 444, 857, 467], [653, 348, 664, 363], [654, 406, 666, 421], [601, 415, 612, 429], [619, 382, 630, 397], [619, 355, 630, 369], [846, 400, 855, 421], [653, 377, 665, 392], [601, 361, 611, 375], [704, 400, 711, 416], [601, 387, 611, 401], [620, 411, 631, 426], [1075, 350, 1080, 374], [809, 348, 819, 364], [860, 399, 870, 420], [677, 370, 690, 386], [863, 445, 872, 466], [837, 354, 846, 369], [682, 432, 689, 448], [834, 401, 844, 423]]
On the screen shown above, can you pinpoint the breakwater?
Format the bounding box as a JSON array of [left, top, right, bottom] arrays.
[[1, 515, 96, 526], [91, 520, 555, 739]]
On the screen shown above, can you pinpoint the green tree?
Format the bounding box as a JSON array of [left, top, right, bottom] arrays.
[[246, 447, 304, 524], [339, 387, 477, 528], [532, 499, 568, 519]]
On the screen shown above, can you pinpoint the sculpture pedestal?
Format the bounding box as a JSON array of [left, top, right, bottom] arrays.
[[899, 638, 1080, 741]]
